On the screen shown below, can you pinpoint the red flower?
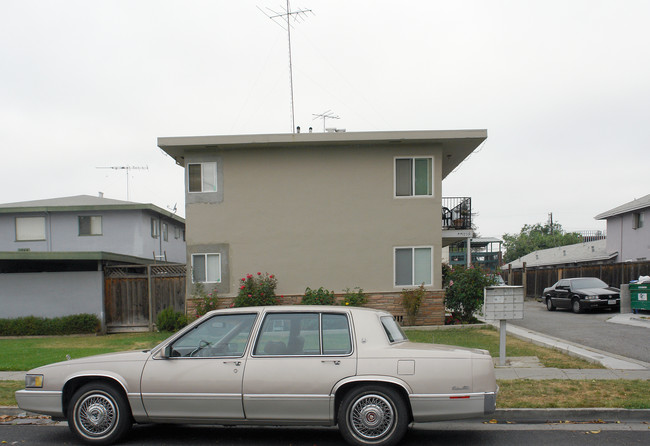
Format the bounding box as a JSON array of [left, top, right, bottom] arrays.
[[248, 294, 252, 298], [257, 272, 261, 275], [270, 274, 275, 279], [240, 285, 245, 290]]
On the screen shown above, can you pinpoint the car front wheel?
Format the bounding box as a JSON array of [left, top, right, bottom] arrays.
[[338, 385, 409, 446], [546, 298, 556, 311], [572, 299, 582, 314], [68, 382, 132, 445]]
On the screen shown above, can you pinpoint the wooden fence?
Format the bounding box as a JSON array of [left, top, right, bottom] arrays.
[[104, 264, 186, 333], [505, 261, 650, 298]]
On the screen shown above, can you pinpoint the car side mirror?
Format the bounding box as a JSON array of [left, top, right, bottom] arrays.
[[160, 345, 172, 359]]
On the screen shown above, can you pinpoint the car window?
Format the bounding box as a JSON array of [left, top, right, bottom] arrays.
[[322, 313, 352, 355], [571, 278, 608, 290], [254, 313, 320, 355], [169, 313, 257, 358], [381, 316, 407, 343]]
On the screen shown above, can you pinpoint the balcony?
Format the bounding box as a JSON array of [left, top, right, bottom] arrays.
[[442, 197, 472, 247]]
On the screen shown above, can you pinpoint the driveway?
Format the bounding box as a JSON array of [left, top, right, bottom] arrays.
[[510, 299, 650, 364]]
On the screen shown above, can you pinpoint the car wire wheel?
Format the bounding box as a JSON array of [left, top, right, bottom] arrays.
[[349, 393, 395, 441], [75, 392, 117, 438]]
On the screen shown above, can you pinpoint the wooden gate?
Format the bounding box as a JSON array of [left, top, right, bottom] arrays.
[[104, 264, 186, 333]]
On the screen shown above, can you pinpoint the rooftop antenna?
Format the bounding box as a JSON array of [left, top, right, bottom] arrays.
[[96, 165, 148, 201], [312, 110, 340, 132], [258, 2, 313, 133]]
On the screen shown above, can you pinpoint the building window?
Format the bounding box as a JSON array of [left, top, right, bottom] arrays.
[[395, 157, 433, 197], [174, 226, 181, 239], [16, 217, 46, 241], [633, 212, 644, 229], [162, 223, 168, 241], [394, 246, 432, 286], [151, 218, 159, 238], [79, 216, 102, 236], [192, 253, 221, 283], [188, 162, 217, 193]]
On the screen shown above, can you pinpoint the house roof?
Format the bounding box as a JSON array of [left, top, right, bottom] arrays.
[[157, 129, 488, 180], [0, 251, 167, 264], [502, 239, 616, 270], [594, 193, 650, 220], [0, 195, 185, 225]]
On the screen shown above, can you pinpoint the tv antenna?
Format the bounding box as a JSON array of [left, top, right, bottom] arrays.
[[258, 2, 313, 133], [312, 110, 340, 132], [96, 165, 148, 200]]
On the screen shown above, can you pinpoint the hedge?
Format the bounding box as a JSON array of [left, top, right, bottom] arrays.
[[0, 314, 100, 336]]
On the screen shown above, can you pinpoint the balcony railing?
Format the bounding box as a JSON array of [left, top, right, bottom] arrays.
[[442, 197, 472, 230]]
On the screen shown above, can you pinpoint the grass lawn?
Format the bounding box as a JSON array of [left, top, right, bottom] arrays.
[[0, 332, 171, 371], [404, 326, 601, 369], [497, 379, 650, 409]]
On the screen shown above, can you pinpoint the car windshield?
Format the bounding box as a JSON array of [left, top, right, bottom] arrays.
[[571, 278, 608, 290], [381, 316, 407, 343]]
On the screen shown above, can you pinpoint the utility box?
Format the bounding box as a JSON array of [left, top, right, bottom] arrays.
[[630, 283, 650, 311], [483, 286, 524, 320]]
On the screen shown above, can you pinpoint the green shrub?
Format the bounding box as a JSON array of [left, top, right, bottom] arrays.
[[301, 287, 336, 305], [341, 287, 367, 307], [156, 307, 188, 332], [192, 282, 219, 318], [444, 265, 498, 323], [401, 284, 426, 326], [0, 314, 100, 336], [234, 272, 278, 307]]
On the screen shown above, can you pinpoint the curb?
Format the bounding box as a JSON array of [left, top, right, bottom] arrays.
[[491, 408, 650, 423], [3, 406, 649, 423]]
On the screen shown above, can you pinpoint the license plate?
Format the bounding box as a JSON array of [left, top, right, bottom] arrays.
[[608, 299, 616, 305]]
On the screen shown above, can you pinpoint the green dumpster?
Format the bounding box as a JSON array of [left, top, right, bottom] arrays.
[[630, 283, 650, 311]]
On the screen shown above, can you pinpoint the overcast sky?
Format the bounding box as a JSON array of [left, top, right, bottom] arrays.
[[2, 0, 648, 239]]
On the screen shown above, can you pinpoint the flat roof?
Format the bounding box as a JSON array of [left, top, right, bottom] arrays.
[[0, 251, 172, 265], [158, 129, 487, 179]]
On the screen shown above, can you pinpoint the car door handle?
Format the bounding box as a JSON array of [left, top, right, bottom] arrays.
[[321, 360, 341, 365], [223, 361, 242, 366]]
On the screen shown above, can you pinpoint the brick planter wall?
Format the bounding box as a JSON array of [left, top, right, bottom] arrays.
[[186, 290, 445, 326]]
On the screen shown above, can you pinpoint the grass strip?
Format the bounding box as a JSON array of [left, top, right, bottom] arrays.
[[497, 379, 650, 409], [404, 327, 601, 369]]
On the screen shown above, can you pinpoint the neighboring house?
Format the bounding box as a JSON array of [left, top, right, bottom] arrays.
[[502, 238, 615, 270], [0, 195, 186, 328], [595, 193, 650, 262], [443, 237, 503, 272], [158, 130, 486, 323]]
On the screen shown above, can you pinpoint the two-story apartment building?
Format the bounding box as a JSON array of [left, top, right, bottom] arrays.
[[595, 193, 650, 262], [0, 195, 185, 326], [159, 130, 486, 323]]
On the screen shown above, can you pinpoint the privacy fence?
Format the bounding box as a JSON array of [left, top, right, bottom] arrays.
[[104, 264, 186, 333], [504, 261, 650, 298]]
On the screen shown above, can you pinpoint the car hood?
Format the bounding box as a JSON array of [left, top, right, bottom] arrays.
[[575, 287, 619, 296], [27, 350, 151, 374]]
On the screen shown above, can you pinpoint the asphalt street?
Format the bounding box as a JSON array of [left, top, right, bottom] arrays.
[[1, 422, 649, 446], [510, 300, 650, 364]]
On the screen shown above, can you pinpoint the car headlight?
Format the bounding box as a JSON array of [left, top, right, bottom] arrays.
[[25, 374, 43, 388], [585, 295, 599, 301]]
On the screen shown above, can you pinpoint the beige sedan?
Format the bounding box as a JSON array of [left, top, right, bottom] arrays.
[[16, 306, 497, 446]]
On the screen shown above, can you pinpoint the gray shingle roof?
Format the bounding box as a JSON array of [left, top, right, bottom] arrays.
[[594, 193, 650, 220], [503, 239, 616, 269]]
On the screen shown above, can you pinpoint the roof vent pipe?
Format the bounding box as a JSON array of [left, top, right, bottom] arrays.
[[296, 126, 301, 133]]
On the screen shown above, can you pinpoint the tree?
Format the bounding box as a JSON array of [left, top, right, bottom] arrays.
[[502, 222, 582, 263]]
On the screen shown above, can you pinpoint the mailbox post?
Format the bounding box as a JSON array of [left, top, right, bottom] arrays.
[[483, 286, 524, 366]]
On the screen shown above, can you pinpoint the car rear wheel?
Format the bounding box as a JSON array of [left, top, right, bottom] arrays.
[[546, 298, 556, 311], [338, 385, 409, 446], [68, 382, 132, 445], [572, 299, 582, 314]]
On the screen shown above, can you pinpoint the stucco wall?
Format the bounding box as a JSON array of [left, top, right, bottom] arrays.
[[605, 211, 649, 262], [185, 143, 443, 297], [0, 271, 103, 318]]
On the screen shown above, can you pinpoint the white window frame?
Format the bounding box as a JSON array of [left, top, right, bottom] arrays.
[[188, 162, 218, 193], [191, 253, 222, 284], [393, 246, 433, 287], [151, 218, 159, 238], [15, 216, 46, 241], [78, 215, 103, 236], [162, 223, 169, 241], [394, 156, 434, 198]]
